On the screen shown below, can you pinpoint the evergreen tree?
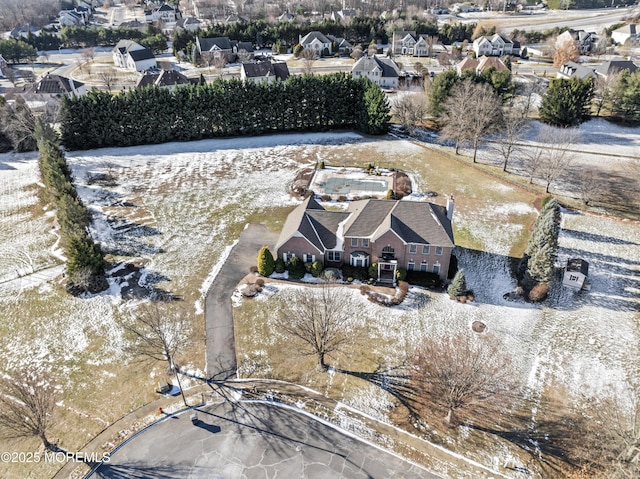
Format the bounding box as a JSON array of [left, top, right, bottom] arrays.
[[539, 77, 594, 127], [257, 246, 275, 277], [447, 269, 467, 297], [525, 242, 555, 284], [429, 69, 460, 117], [610, 70, 640, 122], [66, 232, 104, 277], [358, 79, 390, 135]]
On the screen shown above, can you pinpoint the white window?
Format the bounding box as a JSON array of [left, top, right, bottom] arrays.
[[327, 251, 341, 262], [435, 246, 443, 256], [409, 245, 417, 254], [303, 254, 316, 263], [408, 260, 415, 271], [351, 238, 358, 247], [420, 261, 428, 272], [283, 252, 295, 262], [433, 263, 440, 274], [362, 239, 369, 248], [422, 245, 430, 255]]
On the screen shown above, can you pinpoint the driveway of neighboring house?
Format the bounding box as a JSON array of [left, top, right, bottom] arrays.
[[204, 223, 279, 380]]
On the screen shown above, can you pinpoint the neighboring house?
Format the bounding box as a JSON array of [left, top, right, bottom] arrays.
[[611, 24, 638, 45], [351, 54, 401, 89], [276, 197, 455, 284], [145, 3, 182, 22], [118, 19, 148, 31], [7, 74, 86, 115], [331, 9, 357, 22], [392, 31, 434, 57], [136, 69, 201, 89], [59, 10, 85, 26], [233, 41, 254, 59], [456, 55, 508, 75], [175, 17, 201, 32], [9, 25, 40, 39], [278, 12, 295, 22], [556, 29, 595, 54], [472, 34, 520, 57], [562, 258, 589, 290], [191, 0, 217, 19], [299, 31, 332, 55], [594, 58, 638, 79], [113, 40, 157, 71], [556, 61, 594, 80], [476, 55, 509, 73], [240, 60, 290, 83], [326, 35, 353, 54], [196, 36, 234, 62]]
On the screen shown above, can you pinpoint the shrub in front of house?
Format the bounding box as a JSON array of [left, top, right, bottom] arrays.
[[310, 260, 323, 277], [274, 257, 285, 273], [368, 263, 378, 279], [255, 278, 265, 287], [341, 265, 368, 281], [406, 270, 441, 288], [304, 262, 313, 273], [396, 268, 407, 282], [287, 256, 306, 279], [257, 246, 275, 277]]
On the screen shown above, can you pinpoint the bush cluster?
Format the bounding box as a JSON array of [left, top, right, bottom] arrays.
[[35, 123, 105, 294], [341, 265, 369, 281], [406, 271, 441, 288]]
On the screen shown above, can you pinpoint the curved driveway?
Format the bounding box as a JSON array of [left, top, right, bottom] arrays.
[[91, 400, 438, 479], [204, 223, 279, 380]]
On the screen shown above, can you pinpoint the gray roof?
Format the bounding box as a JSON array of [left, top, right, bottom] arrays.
[[345, 200, 454, 246], [242, 61, 289, 80], [300, 31, 331, 45], [351, 55, 400, 78], [198, 36, 232, 52], [176, 17, 201, 28], [595, 59, 638, 77], [277, 197, 454, 253], [26, 74, 84, 94], [276, 197, 349, 252], [559, 61, 594, 80], [136, 69, 195, 88], [129, 48, 155, 61]]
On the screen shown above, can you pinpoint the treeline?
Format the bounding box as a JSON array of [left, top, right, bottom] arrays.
[[547, 0, 627, 9], [60, 74, 390, 150], [0, 38, 38, 64], [35, 124, 105, 294]]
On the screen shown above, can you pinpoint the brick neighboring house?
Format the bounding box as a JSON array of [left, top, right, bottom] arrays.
[[275, 197, 455, 284]]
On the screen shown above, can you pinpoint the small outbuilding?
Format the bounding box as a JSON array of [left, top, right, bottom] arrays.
[[563, 258, 589, 290]]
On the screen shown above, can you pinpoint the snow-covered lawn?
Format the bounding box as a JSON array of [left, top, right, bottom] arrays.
[[0, 127, 638, 479]]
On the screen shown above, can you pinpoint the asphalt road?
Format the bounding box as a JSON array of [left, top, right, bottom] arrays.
[[204, 224, 279, 380], [90, 401, 439, 479]]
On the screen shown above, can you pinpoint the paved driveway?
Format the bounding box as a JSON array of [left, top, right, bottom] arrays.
[[91, 401, 439, 479], [204, 224, 279, 379]]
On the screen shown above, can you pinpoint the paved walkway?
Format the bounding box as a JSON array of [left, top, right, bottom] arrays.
[[204, 223, 279, 380]]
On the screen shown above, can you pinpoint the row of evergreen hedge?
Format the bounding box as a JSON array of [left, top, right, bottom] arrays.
[[35, 124, 105, 294], [60, 74, 391, 150]]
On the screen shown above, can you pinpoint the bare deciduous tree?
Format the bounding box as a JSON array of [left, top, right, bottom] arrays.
[[593, 72, 619, 117], [350, 45, 363, 61], [553, 40, 579, 68], [122, 302, 192, 404], [367, 43, 378, 56], [496, 103, 529, 172], [392, 93, 428, 134], [1, 97, 37, 151], [98, 68, 117, 93], [536, 126, 580, 193], [236, 49, 252, 63], [0, 365, 57, 450], [441, 80, 503, 162], [300, 47, 317, 74], [276, 284, 358, 371], [213, 54, 227, 78], [411, 333, 517, 426]]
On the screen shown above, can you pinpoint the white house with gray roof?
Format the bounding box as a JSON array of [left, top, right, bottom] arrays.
[[112, 40, 157, 71], [299, 31, 333, 55], [276, 197, 455, 283], [351, 54, 401, 89]]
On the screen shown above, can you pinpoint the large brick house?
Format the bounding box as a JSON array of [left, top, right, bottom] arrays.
[[275, 197, 455, 283]]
